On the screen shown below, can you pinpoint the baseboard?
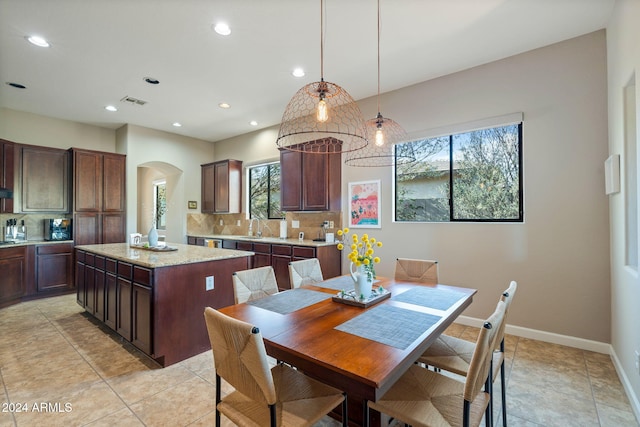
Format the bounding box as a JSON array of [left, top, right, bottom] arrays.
[[455, 315, 610, 353], [610, 347, 640, 423]]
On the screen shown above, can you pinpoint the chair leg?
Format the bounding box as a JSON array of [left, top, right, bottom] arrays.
[[463, 400, 471, 427], [364, 400, 370, 427], [269, 404, 277, 427], [485, 364, 493, 427], [500, 359, 507, 427], [215, 374, 221, 427], [341, 393, 348, 427]]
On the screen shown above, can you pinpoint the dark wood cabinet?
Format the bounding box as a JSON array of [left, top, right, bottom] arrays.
[[19, 146, 70, 213], [0, 140, 15, 213], [201, 159, 242, 213], [271, 244, 293, 290], [71, 148, 126, 244], [0, 246, 26, 307], [280, 144, 341, 211], [104, 258, 117, 330], [132, 266, 152, 354], [35, 243, 74, 293], [253, 242, 271, 268]]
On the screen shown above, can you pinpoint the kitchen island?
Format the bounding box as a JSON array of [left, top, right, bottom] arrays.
[[75, 243, 253, 367]]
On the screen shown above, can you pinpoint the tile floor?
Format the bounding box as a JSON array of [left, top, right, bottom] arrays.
[[0, 294, 637, 427]]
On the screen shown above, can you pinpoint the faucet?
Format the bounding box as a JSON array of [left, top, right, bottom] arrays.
[[248, 218, 260, 237]]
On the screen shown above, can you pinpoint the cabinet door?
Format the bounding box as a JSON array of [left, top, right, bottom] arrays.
[[94, 268, 105, 322], [20, 146, 70, 213], [103, 153, 126, 212], [280, 150, 302, 211], [271, 255, 292, 291], [75, 259, 86, 307], [104, 272, 117, 330], [116, 278, 132, 341], [74, 213, 100, 246], [1, 141, 15, 213], [102, 213, 126, 243], [214, 161, 230, 213], [73, 150, 102, 212], [201, 163, 215, 213], [0, 248, 25, 305], [85, 265, 96, 314], [302, 151, 330, 210], [132, 283, 152, 354], [35, 246, 73, 292]]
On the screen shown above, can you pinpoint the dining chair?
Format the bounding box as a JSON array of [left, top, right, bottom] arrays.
[[365, 300, 507, 427], [232, 266, 279, 304], [418, 280, 518, 427], [288, 258, 323, 288], [394, 258, 439, 284], [203, 307, 348, 427]]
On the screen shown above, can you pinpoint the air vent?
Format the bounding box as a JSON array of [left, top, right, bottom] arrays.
[[120, 96, 148, 106]]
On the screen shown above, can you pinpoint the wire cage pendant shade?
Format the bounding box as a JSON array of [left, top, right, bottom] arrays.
[[276, 0, 368, 154], [345, 113, 415, 166], [344, 0, 414, 167]]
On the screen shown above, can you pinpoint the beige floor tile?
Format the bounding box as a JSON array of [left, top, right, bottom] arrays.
[[596, 402, 639, 427], [178, 350, 214, 375], [0, 408, 15, 427], [129, 375, 216, 426], [83, 407, 145, 426], [107, 364, 197, 405]]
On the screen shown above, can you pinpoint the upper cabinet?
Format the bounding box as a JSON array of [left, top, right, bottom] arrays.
[[0, 140, 15, 213], [71, 149, 126, 245], [280, 142, 341, 212], [19, 145, 70, 213], [201, 159, 242, 214]]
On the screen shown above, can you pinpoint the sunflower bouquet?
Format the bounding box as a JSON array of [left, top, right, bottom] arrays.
[[336, 228, 383, 281]]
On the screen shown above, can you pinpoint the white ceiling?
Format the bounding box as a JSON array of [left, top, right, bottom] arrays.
[[0, 0, 615, 143]]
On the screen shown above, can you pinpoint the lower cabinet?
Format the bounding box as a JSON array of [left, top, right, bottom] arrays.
[[0, 246, 26, 307], [75, 249, 153, 354], [35, 243, 74, 292]]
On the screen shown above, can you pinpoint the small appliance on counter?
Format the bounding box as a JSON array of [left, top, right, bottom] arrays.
[[44, 218, 72, 241], [4, 218, 27, 242]]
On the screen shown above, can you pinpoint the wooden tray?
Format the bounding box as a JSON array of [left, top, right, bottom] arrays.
[[332, 287, 390, 308], [129, 244, 178, 252]]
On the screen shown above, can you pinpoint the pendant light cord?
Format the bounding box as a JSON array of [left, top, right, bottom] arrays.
[[377, 0, 381, 114], [320, 0, 324, 81]]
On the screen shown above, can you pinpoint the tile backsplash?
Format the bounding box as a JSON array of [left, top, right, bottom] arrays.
[[187, 212, 342, 241], [0, 213, 72, 241]]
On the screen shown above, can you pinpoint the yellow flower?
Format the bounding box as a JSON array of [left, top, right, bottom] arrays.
[[376, 241, 383, 247], [373, 256, 381, 264], [363, 258, 370, 265], [343, 228, 349, 234], [351, 243, 357, 250], [337, 243, 344, 250], [336, 229, 344, 236]]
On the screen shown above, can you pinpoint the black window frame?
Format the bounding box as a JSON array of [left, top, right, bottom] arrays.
[[394, 123, 523, 223], [248, 162, 282, 220]]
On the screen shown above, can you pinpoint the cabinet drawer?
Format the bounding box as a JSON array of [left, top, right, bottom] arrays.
[[292, 246, 315, 258], [253, 242, 271, 254], [76, 250, 86, 263], [106, 258, 117, 274], [118, 262, 133, 279], [272, 244, 292, 256], [94, 255, 106, 270], [85, 253, 95, 266], [133, 266, 152, 287], [37, 243, 73, 255], [236, 241, 253, 251]]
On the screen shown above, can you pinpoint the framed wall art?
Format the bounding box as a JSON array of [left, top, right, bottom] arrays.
[[348, 180, 381, 228]]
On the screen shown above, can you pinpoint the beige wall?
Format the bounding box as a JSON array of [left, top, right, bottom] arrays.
[[215, 32, 611, 346], [607, 0, 640, 416], [0, 107, 115, 151]]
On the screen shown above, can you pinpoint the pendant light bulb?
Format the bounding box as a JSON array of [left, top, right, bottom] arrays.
[[375, 126, 384, 146], [317, 96, 328, 122]]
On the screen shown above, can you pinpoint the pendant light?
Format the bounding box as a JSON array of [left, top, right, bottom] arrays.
[[344, 0, 414, 167], [276, 0, 368, 154]]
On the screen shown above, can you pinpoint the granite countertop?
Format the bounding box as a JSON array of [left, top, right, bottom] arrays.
[[75, 242, 254, 269], [187, 234, 339, 247], [0, 239, 73, 248]]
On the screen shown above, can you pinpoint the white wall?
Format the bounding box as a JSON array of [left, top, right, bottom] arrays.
[[214, 31, 611, 345], [607, 0, 640, 417]]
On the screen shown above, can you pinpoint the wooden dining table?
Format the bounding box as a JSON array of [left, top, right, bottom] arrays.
[[219, 275, 476, 426]]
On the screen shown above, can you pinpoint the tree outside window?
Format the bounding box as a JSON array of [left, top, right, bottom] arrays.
[[395, 123, 522, 222], [249, 162, 282, 219], [154, 181, 166, 230]]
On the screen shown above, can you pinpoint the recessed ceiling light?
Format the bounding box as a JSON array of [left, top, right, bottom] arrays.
[[144, 77, 160, 85], [249, 121, 258, 126], [26, 35, 50, 47], [292, 68, 305, 78], [218, 102, 230, 109], [6, 82, 26, 89], [172, 122, 182, 127], [213, 22, 231, 36], [105, 105, 118, 112]]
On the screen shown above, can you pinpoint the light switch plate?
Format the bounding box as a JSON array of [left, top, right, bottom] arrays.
[[206, 276, 214, 291], [292, 220, 300, 228]]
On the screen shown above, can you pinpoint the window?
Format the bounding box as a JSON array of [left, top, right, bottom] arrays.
[[248, 162, 282, 219], [154, 180, 167, 230], [395, 122, 523, 222]]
